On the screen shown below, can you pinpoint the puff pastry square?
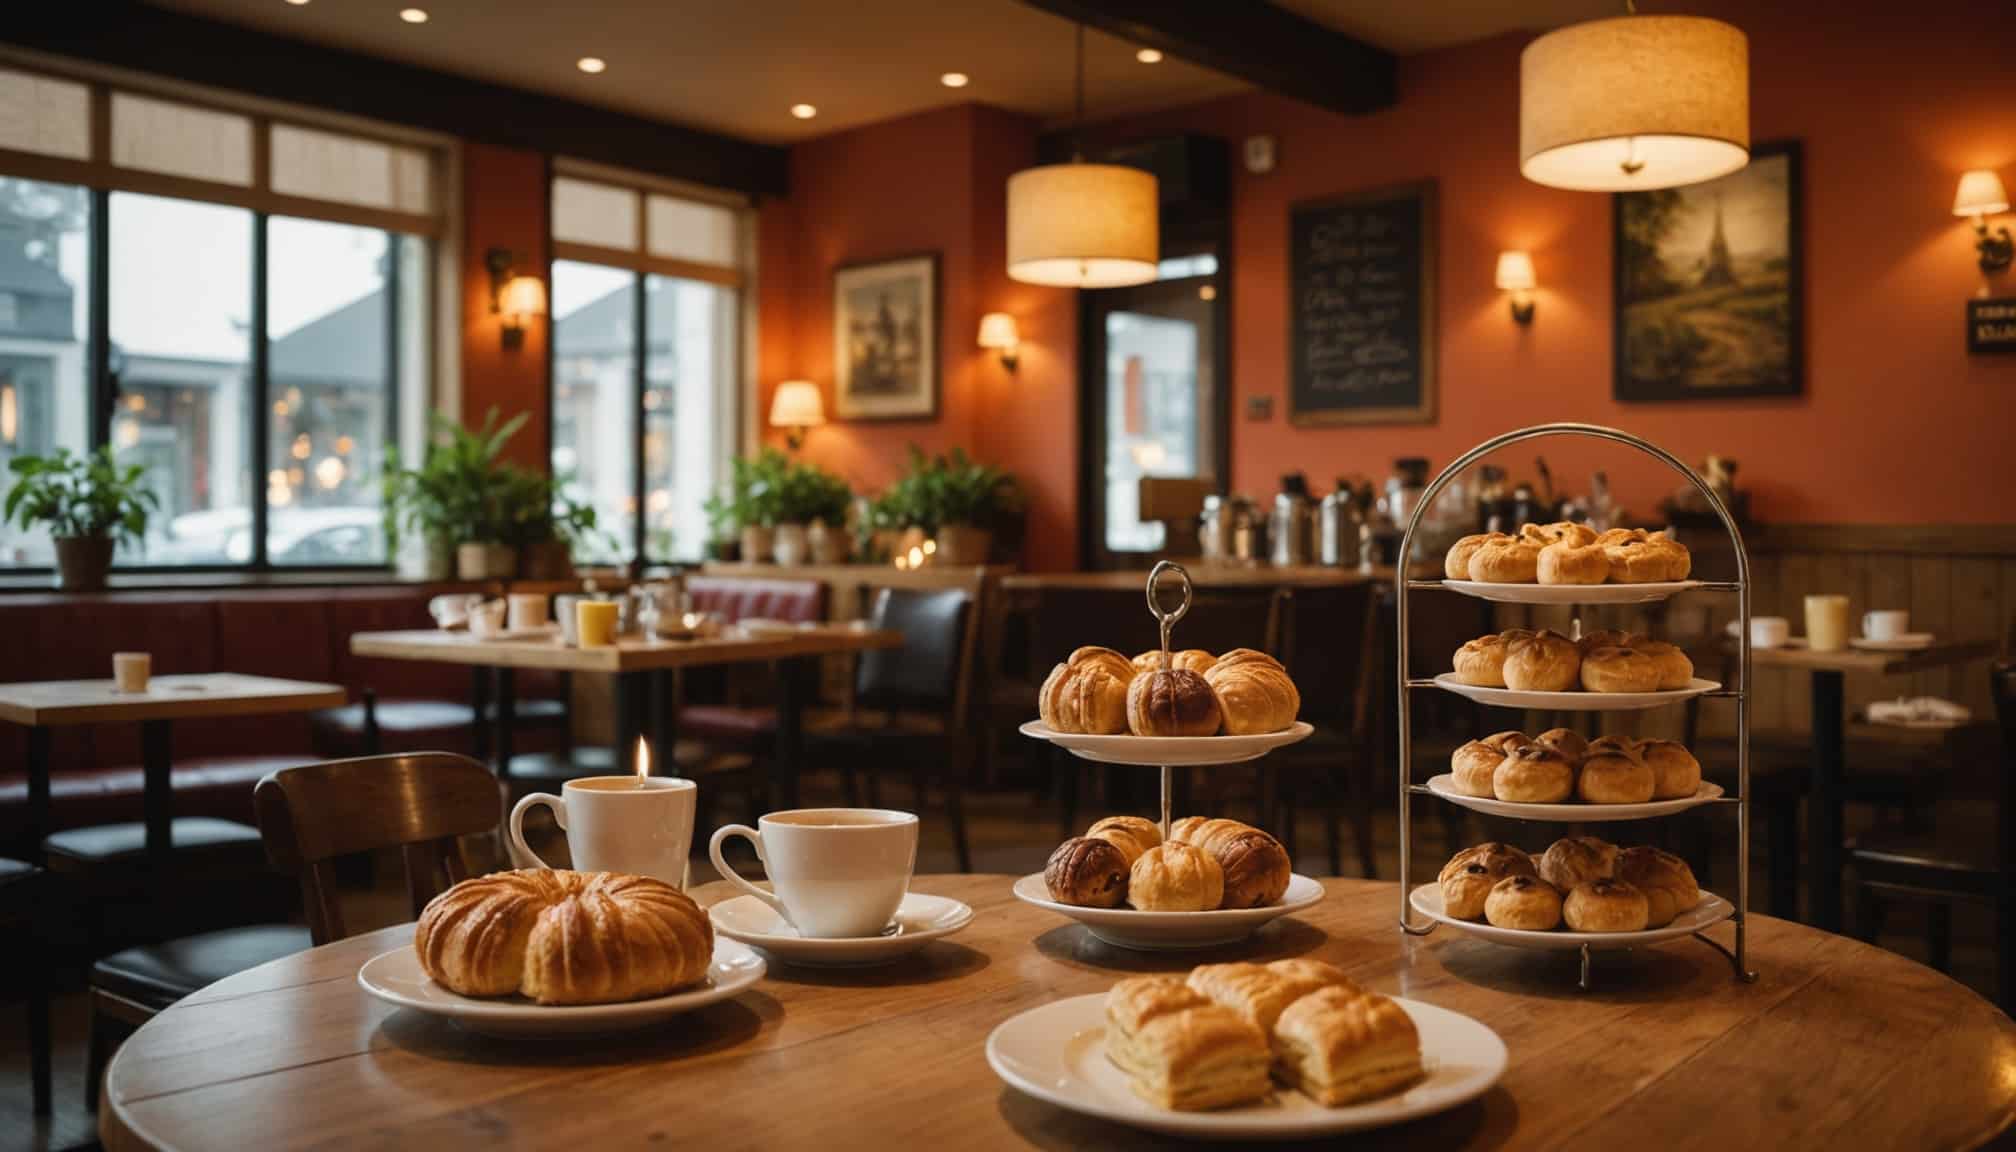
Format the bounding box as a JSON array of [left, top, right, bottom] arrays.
[[1271, 987, 1423, 1107], [1110, 1003, 1273, 1111], [1184, 959, 1361, 1034]]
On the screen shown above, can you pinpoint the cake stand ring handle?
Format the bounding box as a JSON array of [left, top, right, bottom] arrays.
[[1145, 561, 1193, 670]]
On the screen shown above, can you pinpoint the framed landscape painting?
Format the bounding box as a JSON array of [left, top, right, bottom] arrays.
[[833, 253, 938, 421], [1614, 141, 1803, 402]]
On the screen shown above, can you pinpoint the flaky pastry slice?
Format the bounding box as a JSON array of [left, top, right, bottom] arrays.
[[1271, 987, 1423, 1107]]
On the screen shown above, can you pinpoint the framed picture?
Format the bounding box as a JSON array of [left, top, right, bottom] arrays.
[[833, 253, 938, 421], [1614, 141, 1803, 402], [1287, 182, 1436, 425]]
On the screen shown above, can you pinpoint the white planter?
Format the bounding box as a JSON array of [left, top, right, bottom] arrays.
[[807, 519, 848, 565], [771, 522, 810, 566], [740, 525, 774, 564]]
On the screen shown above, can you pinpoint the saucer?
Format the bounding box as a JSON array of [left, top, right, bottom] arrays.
[[1850, 633, 1934, 651], [708, 891, 973, 966]]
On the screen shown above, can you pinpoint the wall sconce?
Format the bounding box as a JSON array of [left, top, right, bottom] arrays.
[[485, 247, 547, 350], [977, 311, 1020, 372], [1495, 251, 1536, 324], [1953, 169, 2012, 273], [768, 380, 825, 451]]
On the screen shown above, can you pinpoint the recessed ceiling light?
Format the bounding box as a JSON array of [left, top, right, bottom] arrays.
[[284, 0, 310, 6], [790, 103, 818, 120], [399, 7, 428, 23], [577, 57, 606, 74], [940, 72, 969, 88], [1136, 48, 1163, 63]]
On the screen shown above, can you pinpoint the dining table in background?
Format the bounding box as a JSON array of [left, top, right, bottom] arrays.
[[348, 626, 903, 806], [98, 874, 2016, 1151], [1746, 638, 1997, 934], [0, 673, 347, 865]]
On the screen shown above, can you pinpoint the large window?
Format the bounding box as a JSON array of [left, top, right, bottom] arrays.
[[0, 64, 439, 571], [549, 170, 743, 564]]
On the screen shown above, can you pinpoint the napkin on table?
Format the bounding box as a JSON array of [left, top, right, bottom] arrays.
[[1866, 697, 1971, 726]]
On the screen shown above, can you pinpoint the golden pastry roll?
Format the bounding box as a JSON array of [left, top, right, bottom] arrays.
[[1271, 987, 1424, 1107], [1184, 959, 1360, 1034], [1111, 1002, 1273, 1111]]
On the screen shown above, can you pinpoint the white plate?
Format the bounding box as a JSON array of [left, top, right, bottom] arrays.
[[1408, 884, 1734, 951], [1850, 633, 1935, 651], [709, 891, 973, 967], [1019, 720, 1313, 766], [1424, 775, 1725, 821], [1431, 674, 1721, 712], [986, 992, 1506, 1140], [1012, 873, 1325, 950], [356, 938, 765, 1035], [1439, 578, 1705, 605]]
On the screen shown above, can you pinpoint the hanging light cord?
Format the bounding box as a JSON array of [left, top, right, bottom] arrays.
[[1072, 23, 1085, 162]]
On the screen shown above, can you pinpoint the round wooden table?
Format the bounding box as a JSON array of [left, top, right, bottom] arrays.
[[102, 875, 2016, 1150]]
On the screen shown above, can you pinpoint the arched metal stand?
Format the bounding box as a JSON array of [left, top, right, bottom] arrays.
[[1394, 422, 1758, 990]]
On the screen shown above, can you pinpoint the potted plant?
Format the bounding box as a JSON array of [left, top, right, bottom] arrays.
[[3, 446, 157, 591], [884, 446, 1023, 566], [500, 466, 606, 580], [386, 409, 527, 580], [382, 443, 457, 580], [771, 458, 852, 567], [710, 449, 789, 564]]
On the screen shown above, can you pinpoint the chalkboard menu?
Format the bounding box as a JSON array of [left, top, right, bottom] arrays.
[[1288, 183, 1436, 424]]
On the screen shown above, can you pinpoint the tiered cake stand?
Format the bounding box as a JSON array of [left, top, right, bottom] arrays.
[[1395, 423, 1758, 990]]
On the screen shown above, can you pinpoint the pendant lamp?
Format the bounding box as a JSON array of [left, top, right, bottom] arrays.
[[1520, 10, 1749, 192], [1007, 26, 1158, 287]]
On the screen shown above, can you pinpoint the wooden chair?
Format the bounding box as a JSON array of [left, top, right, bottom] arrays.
[[0, 857, 51, 1115], [1268, 582, 1380, 877]]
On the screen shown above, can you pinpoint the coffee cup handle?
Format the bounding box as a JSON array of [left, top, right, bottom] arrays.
[[508, 792, 567, 870], [708, 824, 792, 927]]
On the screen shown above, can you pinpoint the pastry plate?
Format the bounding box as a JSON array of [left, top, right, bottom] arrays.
[[1424, 775, 1724, 821], [1408, 884, 1734, 951], [1438, 579, 1705, 605], [1012, 873, 1325, 950], [1430, 675, 1721, 712], [1849, 633, 1935, 652], [1019, 720, 1313, 766], [356, 938, 765, 1035], [986, 992, 1506, 1140], [709, 891, 973, 967]]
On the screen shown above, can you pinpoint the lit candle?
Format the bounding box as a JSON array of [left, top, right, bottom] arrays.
[[907, 544, 925, 568], [635, 735, 651, 788]]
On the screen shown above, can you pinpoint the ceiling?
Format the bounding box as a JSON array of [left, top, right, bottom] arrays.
[[146, 0, 1615, 146]]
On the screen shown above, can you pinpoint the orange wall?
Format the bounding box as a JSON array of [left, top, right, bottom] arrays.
[[460, 142, 550, 470]]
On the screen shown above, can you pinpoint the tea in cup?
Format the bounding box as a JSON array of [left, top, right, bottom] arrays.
[[709, 808, 918, 938], [507, 593, 550, 632]]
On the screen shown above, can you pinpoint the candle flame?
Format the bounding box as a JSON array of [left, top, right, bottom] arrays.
[[907, 545, 925, 568], [635, 735, 651, 782]]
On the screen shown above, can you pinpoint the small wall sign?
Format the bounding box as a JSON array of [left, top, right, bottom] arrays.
[[1967, 297, 2016, 354]]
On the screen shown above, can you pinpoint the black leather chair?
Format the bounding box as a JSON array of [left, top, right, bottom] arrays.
[[0, 857, 51, 1115]]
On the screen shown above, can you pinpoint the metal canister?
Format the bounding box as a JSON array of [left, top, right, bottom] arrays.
[[1270, 491, 1313, 567]]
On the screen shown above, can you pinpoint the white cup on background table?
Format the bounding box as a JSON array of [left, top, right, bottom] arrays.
[[1861, 609, 1909, 641]]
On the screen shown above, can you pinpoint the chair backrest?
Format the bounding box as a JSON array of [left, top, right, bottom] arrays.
[[1279, 582, 1378, 731], [1024, 585, 1282, 675], [254, 752, 501, 945], [856, 586, 973, 714], [687, 577, 828, 624], [1995, 661, 2015, 879]]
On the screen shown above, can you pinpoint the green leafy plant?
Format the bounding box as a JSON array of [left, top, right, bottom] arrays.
[[496, 465, 611, 554], [705, 448, 793, 533], [774, 458, 852, 525], [383, 408, 527, 549], [4, 446, 157, 545], [878, 446, 1022, 532]]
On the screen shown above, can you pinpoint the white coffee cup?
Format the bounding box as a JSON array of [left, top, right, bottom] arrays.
[[1805, 594, 1850, 652], [508, 776, 697, 889], [112, 652, 151, 693], [507, 593, 550, 632], [709, 808, 918, 939], [467, 599, 508, 638], [428, 593, 481, 630], [555, 594, 585, 645], [1862, 609, 1909, 641], [1751, 616, 1790, 649]]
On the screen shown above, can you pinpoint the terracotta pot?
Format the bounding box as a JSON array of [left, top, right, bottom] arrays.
[[935, 524, 993, 566], [456, 541, 518, 581], [771, 523, 810, 566], [739, 525, 774, 564], [52, 535, 113, 592], [519, 539, 574, 581], [808, 519, 849, 566]]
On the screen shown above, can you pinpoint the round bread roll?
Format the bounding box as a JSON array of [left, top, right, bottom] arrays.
[[1440, 862, 1497, 920], [1468, 537, 1543, 583], [1204, 648, 1301, 735], [1616, 846, 1700, 928], [1483, 875, 1562, 931], [1577, 744, 1655, 803], [1169, 818, 1291, 909], [1503, 630, 1581, 693], [1127, 842, 1224, 911], [1533, 727, 1588, 763], [1494, 743, 1575, 803], [1044, 837, 1130, 907], [1126, 668, 1223, 736], [1038, 646, 1135, 734], [1584, 734, 1642, 761], [1086, 815, 1161, 865], [1636, 739, 1702, 799], [1451, 635, 1511, 687], [1575, 628, 1638, 657], [1446, 533, 1510, 580], [1632, 639, 1695, 690], [1520, 520, 1599, 547], [1131, 649, 1216, 678], [1450, 734, 1525, 796], [1537, 540, 1610, 585], [1579, 646, 1660, 693], [1602, 534, 1672, 583], [1438, 841, 1536, 883], [1537, 835, 1618, 891], [1647, 530, 1691, 579], [1562, 878, 1650, 933]]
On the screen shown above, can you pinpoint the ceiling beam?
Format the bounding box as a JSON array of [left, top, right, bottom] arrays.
[[3, 0, 788, 199], [1015, 0, 1395, 116]]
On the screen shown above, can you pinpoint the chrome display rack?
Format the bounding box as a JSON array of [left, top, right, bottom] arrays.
[[1394, 422, 1757, 990]]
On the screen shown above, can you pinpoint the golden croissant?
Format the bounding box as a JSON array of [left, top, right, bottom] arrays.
[[1039, 646, 1134, 734], [1170, 816, 1292, 908], [1203, 648, 1300, 735]]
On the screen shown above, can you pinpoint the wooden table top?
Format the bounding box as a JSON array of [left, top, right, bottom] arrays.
[[1743, 638, 1994, 675], [350, 625, 904, 672], [0, 672, 345, 727], [102, 875, 2016, 1151]]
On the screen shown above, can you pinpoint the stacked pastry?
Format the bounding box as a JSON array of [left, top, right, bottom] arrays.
[[1448, 727, 1702, 804], [1044, 815, 1293, 911], [1446, 522, 1692, 586], [1104, 959, 1422, 1111], [1037, 646, 1300, 736], [1438, 839, 1703, 932], [1450, 628, 1694, 694]]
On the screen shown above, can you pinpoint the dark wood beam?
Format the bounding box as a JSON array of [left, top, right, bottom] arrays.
[[1016, 0, 1395, 116], [4, 1, 788, 199]]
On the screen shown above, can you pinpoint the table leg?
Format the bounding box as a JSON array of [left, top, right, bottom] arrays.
[[495, 668, 517, 779], [141, 719, 173, 864], [651, 670, 677, 777], [614, 672, 645, 768], [1809, 669, 1846, 932], [471, 668, 493, 767], [776, 657, 809, 811], [24, 727, 50, 863]]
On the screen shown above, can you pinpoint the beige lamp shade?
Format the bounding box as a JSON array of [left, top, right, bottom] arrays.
[[1007, 163, 1159, 287], [977, 312, 1020, 349], [768, 380, 825, 429], [1953, 170, 2009, 217], [498, 274, 547, 319], [1521, 15, 1749, 191], [1494, 251, 1536, 292]]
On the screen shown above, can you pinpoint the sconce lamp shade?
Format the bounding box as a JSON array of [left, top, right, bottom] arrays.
[[1007, 163, 1159, 287], [1494, 251, 1536, 292], [977, 312, 1020, 349], [768, 380, 825, 429], [499, 274, 547, 318], [1520, 15, 1749, 191], [1953, 170, 2009, 217]]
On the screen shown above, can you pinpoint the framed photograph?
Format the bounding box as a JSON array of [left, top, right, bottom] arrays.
[[1614, 141, 1803, 402], [833, 253, 938, 421]]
